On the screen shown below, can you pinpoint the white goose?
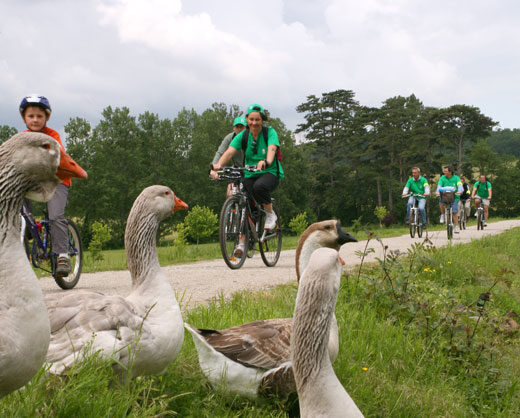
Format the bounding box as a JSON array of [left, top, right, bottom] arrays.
[[292, 248, 364, 417], [0, 132, 87, 398], [45, 185, 188, 377], [185, 219, 357, 397]]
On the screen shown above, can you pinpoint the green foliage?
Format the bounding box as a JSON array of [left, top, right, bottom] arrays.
[[374, 206, 388, 227], [288, 212, 308, 236], [88, 221, 112, 261], [487, 128, 520, 157], [184, 205, 218, 245], [0, 125, 17, 144]]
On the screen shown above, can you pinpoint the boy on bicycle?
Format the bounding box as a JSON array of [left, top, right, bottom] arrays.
[[20, 95, 72, 277], [436, 165, 463, 233], [471, 174, 492, 226], [402, 167, 429, 227]]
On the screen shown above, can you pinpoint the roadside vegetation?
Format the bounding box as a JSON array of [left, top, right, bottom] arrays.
[[4, 227, 518, 417]]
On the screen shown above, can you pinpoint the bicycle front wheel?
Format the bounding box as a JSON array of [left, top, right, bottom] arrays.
[[219, 196, 249, 269], [259, 205, 282, 267], [54, 219, 83, 290], [477, 211, 482, 230], [446, 211, 453, 239]]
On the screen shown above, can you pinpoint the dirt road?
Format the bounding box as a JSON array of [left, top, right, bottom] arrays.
[[40, 220, 520, 310]]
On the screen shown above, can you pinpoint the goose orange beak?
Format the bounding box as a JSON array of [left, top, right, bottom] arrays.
[[57, 147, 87, 180], [174, 196, 188, 212], [339, 256, 345, 265]]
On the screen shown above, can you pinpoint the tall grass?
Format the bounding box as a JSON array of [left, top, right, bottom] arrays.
[[3, 228, 519, 416]]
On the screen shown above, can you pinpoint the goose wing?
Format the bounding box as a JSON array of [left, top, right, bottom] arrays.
[[196, 318, 292, 370], [45, 291, 151, 371]]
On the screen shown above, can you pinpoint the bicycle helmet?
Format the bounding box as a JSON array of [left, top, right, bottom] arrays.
[[19, 95, 52, 116], [233, 116, 247, 127], [246, 104, 267, 121]]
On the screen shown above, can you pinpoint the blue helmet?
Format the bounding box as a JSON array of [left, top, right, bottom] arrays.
[[19, 95, 52, 116]]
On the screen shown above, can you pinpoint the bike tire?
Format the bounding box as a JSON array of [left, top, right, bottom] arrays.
[[417, 223, 423, 238], [409, 223, 415, 238], [247, 235, 256, 258], [446, 211, 453, 239], [53, 219, 83, 290], [477, 211, 482, 230], [219, 196, 248, 269], [259, 205, 282, 267]]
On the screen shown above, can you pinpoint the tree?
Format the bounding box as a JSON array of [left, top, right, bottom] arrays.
[[0, 125, 17, 144], [430, 105, 496, 175], [184, 205, 218, 245]]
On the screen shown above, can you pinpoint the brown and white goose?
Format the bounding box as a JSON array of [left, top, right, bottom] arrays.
[[185, 219, 357, 397], [292, 248, 363, 417], [0, 132, 87, 398], [45, 185, 188, 377]]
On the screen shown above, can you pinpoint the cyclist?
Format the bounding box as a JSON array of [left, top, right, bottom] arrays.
[[209, 116, 247, 198], [471, 174, 492, 226], [435, 165, 463, 233], [402, 167, 429, 228], [459, 177, 471, 220], [19, 95, 73, 277], [212, 103, 284, 257]]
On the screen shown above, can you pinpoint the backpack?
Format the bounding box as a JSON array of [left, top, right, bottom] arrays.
[[241, 126, 282, 177]]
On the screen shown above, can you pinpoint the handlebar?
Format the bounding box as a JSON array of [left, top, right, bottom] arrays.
[[210, 166, 259, 181]]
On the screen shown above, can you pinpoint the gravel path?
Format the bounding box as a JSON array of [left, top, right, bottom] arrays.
[[40, 220, 520, 311]]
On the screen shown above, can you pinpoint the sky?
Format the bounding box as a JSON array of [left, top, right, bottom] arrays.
[[1, 0, 519, 138]]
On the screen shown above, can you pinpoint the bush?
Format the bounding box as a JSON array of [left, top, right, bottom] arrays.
[[184, 205, 218, 245], [382, 212, 398, 227], [88, 221, 111, 261], [374, 206, 388, 227], [289, 212, 309, 236]]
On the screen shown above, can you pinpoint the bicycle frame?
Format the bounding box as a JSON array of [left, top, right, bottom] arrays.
[[20, 207, 53, 269]]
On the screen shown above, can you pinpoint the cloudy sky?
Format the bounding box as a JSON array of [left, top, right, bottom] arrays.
[[1, 0, 519, 137]]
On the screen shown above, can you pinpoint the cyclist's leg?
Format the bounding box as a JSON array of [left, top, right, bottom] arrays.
[[452, 200, 459, 226], [439, 198, 446, 223], [418, 198, 427, 225], [226, 183, 233, 199], [251, 173, 279, 229], [405, 196, 414, 222], [482, 199, 490, 220], [47, 184, 70, 273]]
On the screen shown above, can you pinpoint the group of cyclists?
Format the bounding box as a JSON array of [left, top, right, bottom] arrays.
[[402, 165, 493, 233]]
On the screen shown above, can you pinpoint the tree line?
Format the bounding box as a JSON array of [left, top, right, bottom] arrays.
[[1, 91, 519, 247]]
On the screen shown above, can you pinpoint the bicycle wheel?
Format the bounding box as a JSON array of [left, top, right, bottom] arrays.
[[409, 210, 415, 238], [417, 222, 423, 238], [259, 205, 282, 267], [219, 196, 249, 269], [446, 210, 453, 239], [477, 210, 482, 230], [247, 234, 256, 258], [53, 219, 83, 289]]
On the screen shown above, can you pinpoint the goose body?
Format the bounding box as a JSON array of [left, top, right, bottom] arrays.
[[292, 248, 363, 417], [185, 220, 356, 397], [0, 132, 86, 398], [45, 186, 187, 377]]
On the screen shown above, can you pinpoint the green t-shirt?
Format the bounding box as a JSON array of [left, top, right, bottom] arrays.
[[438, 174, 462, 201], [474, 181, 492, 199], [404, 176, 429, 198], [230, 127, 285, 179]]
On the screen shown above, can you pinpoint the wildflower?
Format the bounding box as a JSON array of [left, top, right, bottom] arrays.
[[362, 367, 368, 371], [447, 261, 452, 264]]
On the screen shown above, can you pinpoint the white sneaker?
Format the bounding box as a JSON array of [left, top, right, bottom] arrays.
[[474, 212, 478, 217], [264, 210, 278, 230], [484, 221, 487, 227], [454, 225, 460, 233], [439, 215, 445, 224]]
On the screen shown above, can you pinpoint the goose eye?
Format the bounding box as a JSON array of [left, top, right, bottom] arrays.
[[41, 143, 51, 150], [324, 225, 331, 230], [164, 191, 170, 195]]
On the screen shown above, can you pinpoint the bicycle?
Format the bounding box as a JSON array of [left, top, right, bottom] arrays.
[[476, 204, 485, 230], [20, 203, 83, 289], [458, 198, 470, 230], [440, 190, 456, 240], [215, 166, 282, 270], [403, 193, 425, 238]]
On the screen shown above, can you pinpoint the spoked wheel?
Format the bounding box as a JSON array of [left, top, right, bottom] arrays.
[[247, 234, 256, 258], [417, 222, 423, 238], [219, 196, 248, 269], [446, 212, 453, 239], [477, 211, 482, 230], [259, 205, 282, 267], [53, 219, 83, 289], [409, 211, 415, 238]]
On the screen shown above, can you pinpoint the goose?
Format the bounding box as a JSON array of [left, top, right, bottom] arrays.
[[185, 219, 357, 397], [0, 132, 87, 398], [45, 185, 188, 377], [292, 247, 364, 417]]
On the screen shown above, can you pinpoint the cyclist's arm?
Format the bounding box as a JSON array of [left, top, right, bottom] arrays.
[[424, 184, 430, 196], [213, 146, 238, 171], [258, 144, 277, 170], [488, 187, 492, 200], [402, 186, 409, 196]]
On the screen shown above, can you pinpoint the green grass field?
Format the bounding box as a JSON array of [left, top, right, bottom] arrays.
[[2, 226, 519, 417]]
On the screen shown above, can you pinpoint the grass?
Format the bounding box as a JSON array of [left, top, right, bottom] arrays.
[[3, 227, 519, 416]]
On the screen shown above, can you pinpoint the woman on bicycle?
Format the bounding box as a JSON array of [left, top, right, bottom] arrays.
[[213, 104, 284, 256]]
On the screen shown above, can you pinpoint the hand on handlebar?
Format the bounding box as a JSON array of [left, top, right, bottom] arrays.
[[209, 170, 219, 180]]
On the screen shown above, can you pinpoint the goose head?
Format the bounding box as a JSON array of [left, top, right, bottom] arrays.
[[296, 220, 357, 280], [0, 132, 87, 202]]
